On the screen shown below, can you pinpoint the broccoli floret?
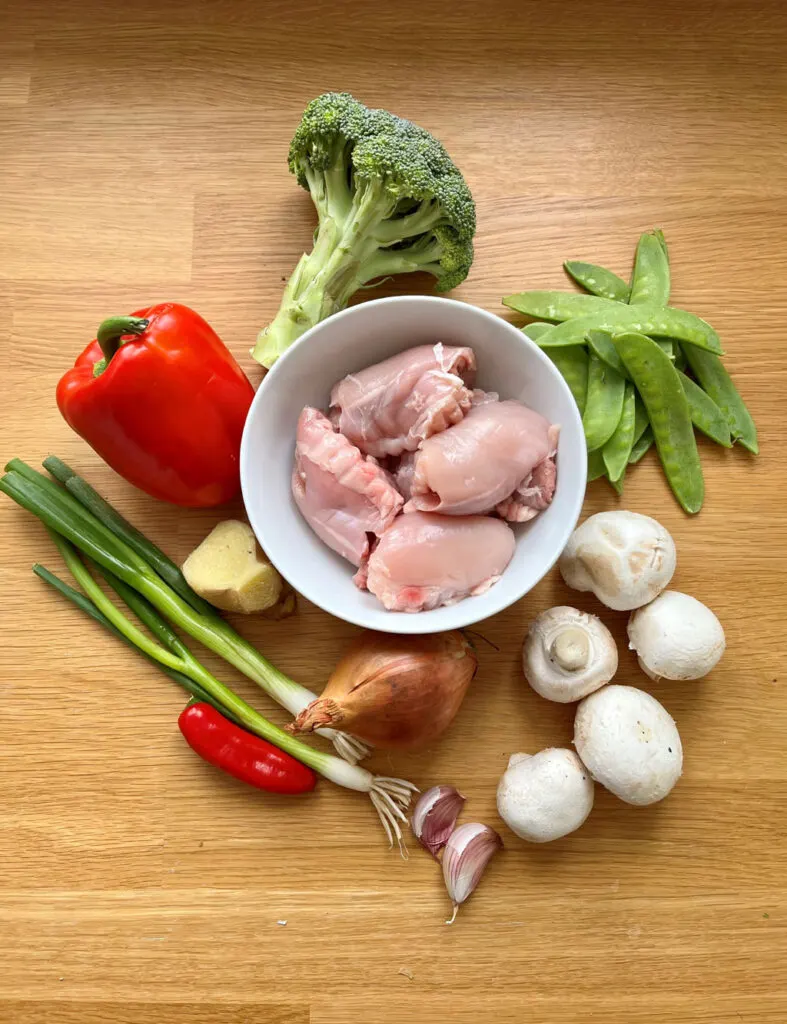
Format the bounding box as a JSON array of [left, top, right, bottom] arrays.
[[253, 92, 476, 367]]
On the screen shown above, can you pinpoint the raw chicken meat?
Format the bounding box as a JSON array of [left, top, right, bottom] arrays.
[[470, 388, 499, 406], [496, 424, 559, 522], [391, 451, 416, 502], [292, 407, 403, 567], [360, 511, 516, 612], [407, 400, 558, 517], [330, 343, 476, 458]]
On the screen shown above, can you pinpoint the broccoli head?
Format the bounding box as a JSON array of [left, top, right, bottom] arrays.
[[253, 92, 476, 367]]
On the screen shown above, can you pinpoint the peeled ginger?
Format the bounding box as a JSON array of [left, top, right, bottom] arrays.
[[183, 520, 283, 614]]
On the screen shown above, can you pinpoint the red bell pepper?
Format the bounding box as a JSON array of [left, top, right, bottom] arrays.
[[178, 703, 317, 795], [57, 303, 255, 507]]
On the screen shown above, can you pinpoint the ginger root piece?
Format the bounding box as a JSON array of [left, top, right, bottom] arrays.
[[183, 520, 283, 614]]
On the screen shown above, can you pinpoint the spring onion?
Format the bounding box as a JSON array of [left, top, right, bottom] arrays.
[[43, 455, 216, 616], [34, 531, 417, 848], [2, 458, 368, 764]]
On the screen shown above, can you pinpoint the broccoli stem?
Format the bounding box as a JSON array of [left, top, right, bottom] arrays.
[[253, 181, 390, 367]]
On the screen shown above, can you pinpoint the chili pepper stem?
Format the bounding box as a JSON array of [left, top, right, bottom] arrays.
[[94, 316, 150, 374]]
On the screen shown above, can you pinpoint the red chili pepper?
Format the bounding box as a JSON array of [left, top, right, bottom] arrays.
[[56, 303, 255, 507], [178, 703, 317, 795]]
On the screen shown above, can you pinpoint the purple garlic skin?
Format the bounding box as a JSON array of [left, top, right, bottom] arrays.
[[442, 822, 502, 924], [411, 785, 465, 858]]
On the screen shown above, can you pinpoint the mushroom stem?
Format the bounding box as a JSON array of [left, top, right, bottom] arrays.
[[550, 628, 590, 671]]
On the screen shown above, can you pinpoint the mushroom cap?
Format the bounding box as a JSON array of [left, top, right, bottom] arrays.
[[523, 606, 618, 703], [628, 590, 725, 681], [559, 510, 676, 611], [574, 685, 682, 806], [496, 747, 594, 842]]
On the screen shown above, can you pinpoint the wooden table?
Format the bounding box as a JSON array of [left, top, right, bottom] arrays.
[[2, 1, 786, 1021]]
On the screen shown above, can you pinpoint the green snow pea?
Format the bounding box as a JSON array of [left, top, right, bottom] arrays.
[[582, 354, 626, 451], [629, 230, 671, 306], [655, 339, 675, 360], [586, 330, 630, 380], [587, 449, 607, 482], [629, 426, 654, 464], [602, 383, 637, 481], [545, 345, 589, 415], [523, 301, 722, 354], [678, 370, 732, 447], [632, 394, 650, 445], [564, 261, 630, 302], [681, 344, 758, 454], [615, 332, 704, 514], [521, 322, 553, 341]]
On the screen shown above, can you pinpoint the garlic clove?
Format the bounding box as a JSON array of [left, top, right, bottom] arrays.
[[411, 785, 465, 858], [442, 822, 502, 924]]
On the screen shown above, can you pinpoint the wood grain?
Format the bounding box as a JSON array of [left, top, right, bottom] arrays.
[[1, 0, 786, 1021]]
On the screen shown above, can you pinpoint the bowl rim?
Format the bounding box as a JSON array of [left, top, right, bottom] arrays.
[[240, 295, 586, 633]]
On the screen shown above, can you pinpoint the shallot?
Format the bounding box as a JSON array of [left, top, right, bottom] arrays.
[[289, 630, 477, 750]]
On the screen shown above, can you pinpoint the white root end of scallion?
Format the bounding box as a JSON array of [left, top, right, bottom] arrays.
[[330, 730, 373, 765], [370, 777, 419, 858], [313, 756, 418, 856]]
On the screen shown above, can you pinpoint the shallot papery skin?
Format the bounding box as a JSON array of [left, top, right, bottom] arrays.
[[288, 630, 478, 750], [411, 785, 466, 857], [442, 822, 502, 924]]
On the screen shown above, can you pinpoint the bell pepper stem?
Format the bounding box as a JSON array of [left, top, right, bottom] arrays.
[[95, 316, 149, 368]]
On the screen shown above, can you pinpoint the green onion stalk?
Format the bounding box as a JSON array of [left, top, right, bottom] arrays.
[[6, 458, 368, 764], [40, 533, 415, 848], [1, 459, 418, 847]]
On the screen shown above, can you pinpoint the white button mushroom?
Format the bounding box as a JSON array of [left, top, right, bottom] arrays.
[[559, 510, 676, 611], [628, 590, 725, 681], [523, 606, 618, 703], [496, 748, 595, 842], [574, 685, 683, 806]]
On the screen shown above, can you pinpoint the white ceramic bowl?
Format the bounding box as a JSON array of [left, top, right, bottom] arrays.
[[241, 296, 586, 634]]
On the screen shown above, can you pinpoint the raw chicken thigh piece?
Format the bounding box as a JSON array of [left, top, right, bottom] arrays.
[[292, 407, 403, 567], [330, 343, 476, 458], [470, 388, 499, 406], [407, 400, 557, 516], [496, 425, 559, 522], [391, 451, 417, 502], [361, 511, 516, 612]]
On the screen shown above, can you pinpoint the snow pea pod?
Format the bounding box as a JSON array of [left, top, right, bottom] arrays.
[[528, 303, 722, 354], [615, 332, 704, 514], [678, 370, 732, 447], [521, 322, 553, 341], [583, 354, 626, 451], [632, 393, 650, 445], [655, 339, 675, 360], [629, 230, 671, 306], [629, 426, 654, 464], [587, 449, 606, 482], [564, 261, 630, 302], [602, 382, 637, 482], [545, 345, 589, 415], [681, 344, 758, 454], [586, 330, 630, 380]]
